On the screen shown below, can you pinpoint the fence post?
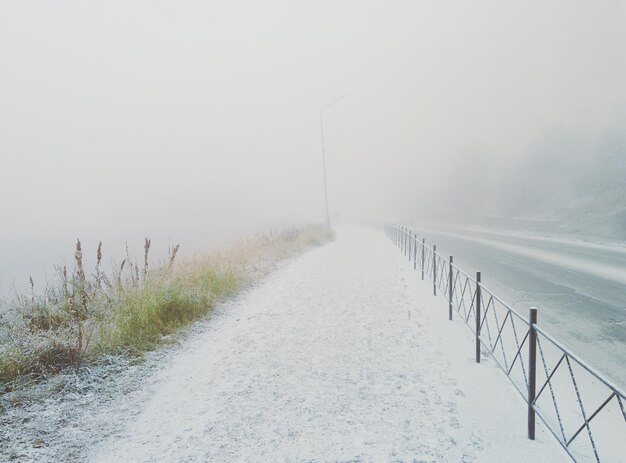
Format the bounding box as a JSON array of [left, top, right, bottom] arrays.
[[449, 256, 453, 320], [433, 244, 437, 296], [421, 238, 425, 280], [404, 228, 408, 257], [528, 307, 538, 440], [413, 233, 417, 270], [475, 271, 481, 363], [405, 227, 408, 255], [408, 229, 412, 262]]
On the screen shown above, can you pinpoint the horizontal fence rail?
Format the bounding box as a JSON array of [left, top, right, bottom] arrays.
[[382, 223, 626, 463]]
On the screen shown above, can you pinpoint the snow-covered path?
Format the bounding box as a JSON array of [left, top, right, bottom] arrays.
[[90, 227, 565, 463]]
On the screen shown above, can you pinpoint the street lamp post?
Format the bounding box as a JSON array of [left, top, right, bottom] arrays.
[[320, 94, 347, 230]]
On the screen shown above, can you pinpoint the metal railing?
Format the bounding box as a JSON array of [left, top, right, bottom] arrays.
[[383, 223, 626, 463]]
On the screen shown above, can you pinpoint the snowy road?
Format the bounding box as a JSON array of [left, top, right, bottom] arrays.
[[88, 227, 564, 463], [410, 225, 626, 389]]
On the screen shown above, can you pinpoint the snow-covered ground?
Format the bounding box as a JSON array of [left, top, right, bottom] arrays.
[[2, 227, 566, 462]]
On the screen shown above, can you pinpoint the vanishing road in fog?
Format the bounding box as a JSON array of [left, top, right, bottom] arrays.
[[411, 225, 626, 389]]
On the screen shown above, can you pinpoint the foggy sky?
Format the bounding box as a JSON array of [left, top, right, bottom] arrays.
[[1, 0, 625, 291]]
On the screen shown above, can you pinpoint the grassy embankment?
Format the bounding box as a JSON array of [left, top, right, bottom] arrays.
[[0, 225, 332, 390]]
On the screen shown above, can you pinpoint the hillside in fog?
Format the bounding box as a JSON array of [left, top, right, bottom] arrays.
[[438, 128, 626, 240]]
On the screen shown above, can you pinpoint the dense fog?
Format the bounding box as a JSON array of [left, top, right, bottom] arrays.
[[1, 0, 625, 292]]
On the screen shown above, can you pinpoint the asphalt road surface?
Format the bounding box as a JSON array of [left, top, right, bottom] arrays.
[[409, 224, 626, 389]]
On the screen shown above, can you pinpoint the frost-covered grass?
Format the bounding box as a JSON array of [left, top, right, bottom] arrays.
[[0, 225, 333, 390]]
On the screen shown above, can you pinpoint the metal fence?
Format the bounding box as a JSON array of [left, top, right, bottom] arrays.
[[383, 223, 626, 463]]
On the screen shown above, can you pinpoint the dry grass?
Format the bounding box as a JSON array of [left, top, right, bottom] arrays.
[[0, 225, 333, 390]]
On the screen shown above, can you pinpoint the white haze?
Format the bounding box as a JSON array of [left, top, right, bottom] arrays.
[[1, 0, 625, 292]]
